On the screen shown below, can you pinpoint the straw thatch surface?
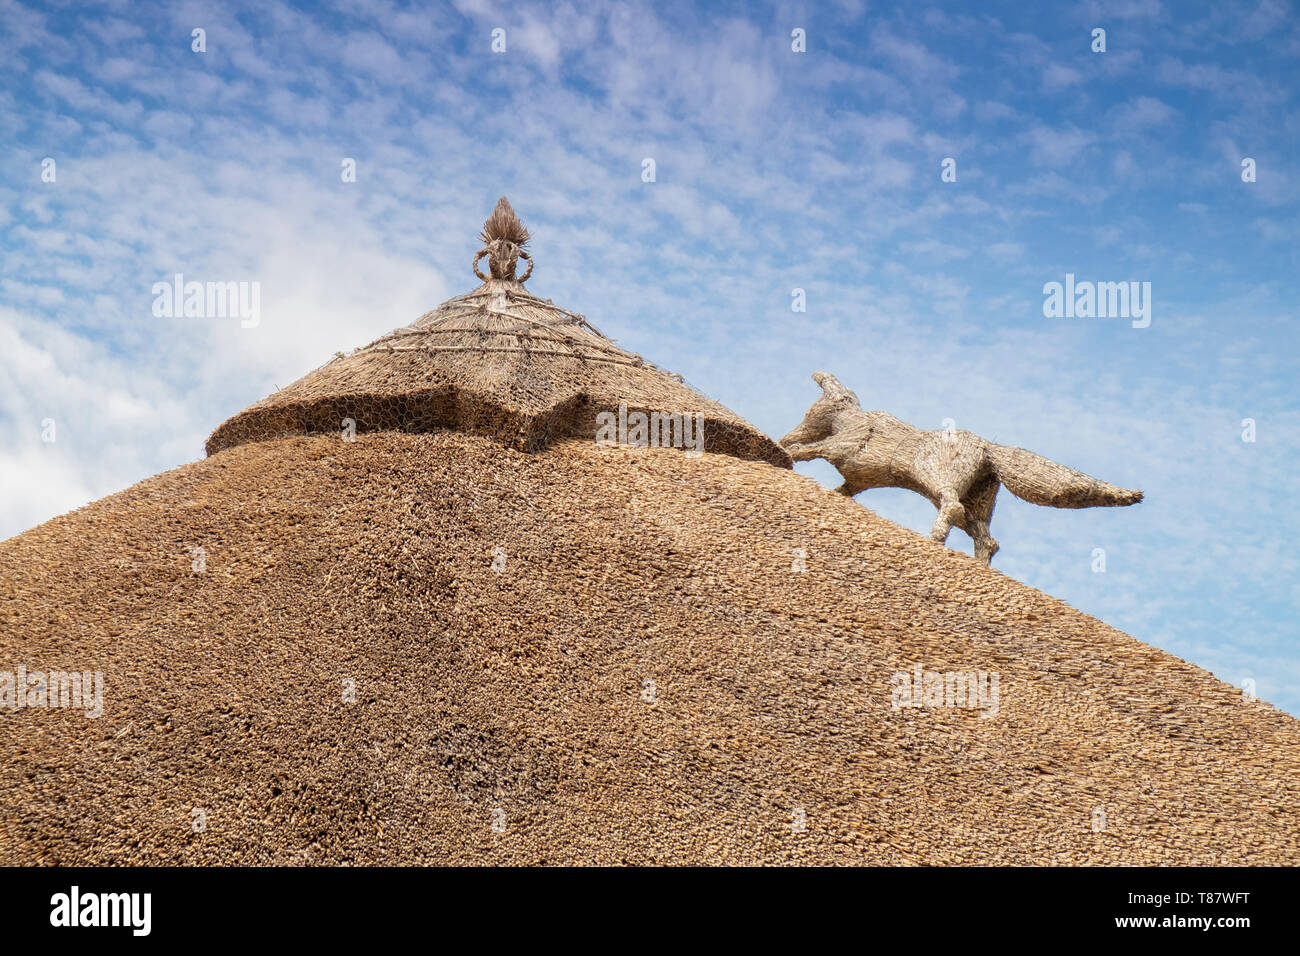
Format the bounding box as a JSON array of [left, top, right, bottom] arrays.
[[205, 281, 789, 468], [783, 372, 1143, 565], [2, 431, 1297, 865]]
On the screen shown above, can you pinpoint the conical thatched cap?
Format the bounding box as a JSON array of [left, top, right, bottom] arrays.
[[205, 198, 790, 468]]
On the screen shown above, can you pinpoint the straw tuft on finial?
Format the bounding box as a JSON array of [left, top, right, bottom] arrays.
[[480, 197, 531, 247], [474, 197, 533, 283]]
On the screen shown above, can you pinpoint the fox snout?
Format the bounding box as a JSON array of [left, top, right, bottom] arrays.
[[780, 414, 830, 454], [780, 423, 811, 449]]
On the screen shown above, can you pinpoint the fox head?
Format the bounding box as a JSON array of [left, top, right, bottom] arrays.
[[780, 371, 861, 460]]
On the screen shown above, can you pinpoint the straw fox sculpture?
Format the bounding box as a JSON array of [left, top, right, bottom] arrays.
[[781, 372, 1143, 565]]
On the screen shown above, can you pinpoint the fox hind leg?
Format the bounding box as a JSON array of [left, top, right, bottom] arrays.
[[972, 523, 999, 565], [964, 479, 1000, 565]]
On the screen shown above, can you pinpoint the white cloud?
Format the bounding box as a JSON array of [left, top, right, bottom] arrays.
[[1042, 63, 1083, 91], [1024, 123, 1098, 166]]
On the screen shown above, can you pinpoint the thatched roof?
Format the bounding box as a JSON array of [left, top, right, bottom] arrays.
[[3, 199, 1298, 864], [206, 198, 790, 468], [3, 430, 1299, 864]]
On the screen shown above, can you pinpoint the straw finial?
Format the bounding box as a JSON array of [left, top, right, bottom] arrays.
[[474, 197, 533, 283]]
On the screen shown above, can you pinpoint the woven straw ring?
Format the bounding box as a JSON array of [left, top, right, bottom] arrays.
[[473, 248, 533, 283]]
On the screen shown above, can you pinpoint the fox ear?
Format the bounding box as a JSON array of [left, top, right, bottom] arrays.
[[812, 371, 860, 407]]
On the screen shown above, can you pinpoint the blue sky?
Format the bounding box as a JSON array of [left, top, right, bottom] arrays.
[[2, 0, 1298, 711]]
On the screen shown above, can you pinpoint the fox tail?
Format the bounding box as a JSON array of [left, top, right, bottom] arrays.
[[990, 444, 1143, 509]]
